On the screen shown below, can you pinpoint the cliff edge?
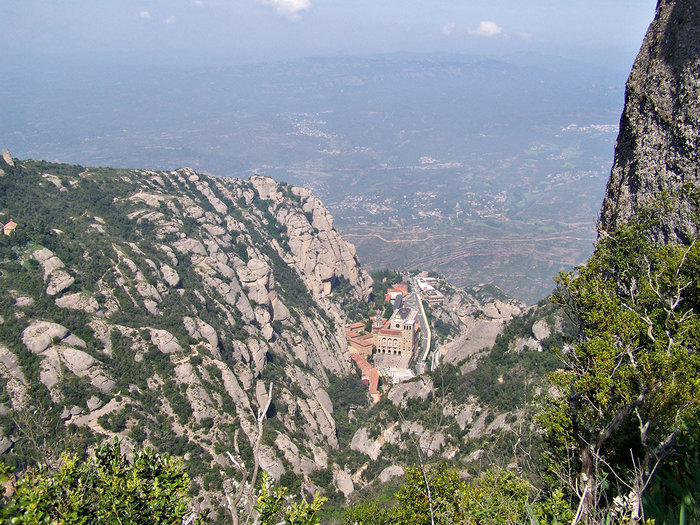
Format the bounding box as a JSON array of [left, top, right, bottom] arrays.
[[599, 0, 700, 242]]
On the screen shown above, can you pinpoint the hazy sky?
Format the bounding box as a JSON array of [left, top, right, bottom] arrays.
[[2, 1, 657, 67]]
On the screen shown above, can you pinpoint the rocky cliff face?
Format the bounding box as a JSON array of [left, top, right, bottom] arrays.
[[0, 155, 372, 512], [0, 153, 573, 511], [599, 0, 700, 242]]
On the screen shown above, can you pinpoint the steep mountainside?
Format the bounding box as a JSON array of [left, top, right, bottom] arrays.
[[0, 155, 376, 514], [0, 153, 568, 519], [599, 0, 700, 242]]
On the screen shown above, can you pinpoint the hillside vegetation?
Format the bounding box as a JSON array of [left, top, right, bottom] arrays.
[[0, 154, 572, 521], [0, 156, 378, 518]]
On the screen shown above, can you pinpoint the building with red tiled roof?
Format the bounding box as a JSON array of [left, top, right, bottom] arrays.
[[348, 322, 366, 332], [346, 330, 374, 357], [346, 319, 375, 358], [350, 354, 381, 404], [387, 282, 408, 296], [3, 220, 17, 236]]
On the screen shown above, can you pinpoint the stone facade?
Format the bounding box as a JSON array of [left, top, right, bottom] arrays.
[[373, 307, 419, 357]]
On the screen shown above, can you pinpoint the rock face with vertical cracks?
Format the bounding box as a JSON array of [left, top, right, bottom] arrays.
[[0, 156, 378, 511], [599, 0, 700, 243]]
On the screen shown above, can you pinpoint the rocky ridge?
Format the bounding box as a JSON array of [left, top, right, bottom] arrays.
[[0, 157, 373, 512], [0, 154, 564, 514], [599, 0, 700, 242]]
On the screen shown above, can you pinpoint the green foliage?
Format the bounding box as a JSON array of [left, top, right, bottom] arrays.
[[542, 222, 700, 518], [60, 374, 101, 409], [309, 468, 333, 489], [0, 439, 200, 524], [369, 270, 402, 310], [341, 500, 398, 524], [344, 465, 573, 525], [331, 276, 369, 322], [97, 408, 129, 433], [382, 303, 393, 319], [325, 372, 370, 452], [394, 464, 464, 524], [437, 345, 561, 413], [431, 316, 457, 342], [458, 469, 569, 525], [255, 471, 327, 525], [643, 414, 700, 524]]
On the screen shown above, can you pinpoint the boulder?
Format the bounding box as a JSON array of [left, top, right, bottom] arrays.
[[249, 176, 284, 204], [197, 321, 219, 351], [270, 294, 291, 323], [173, 238, 207, 257], [42, 173, 67, 192], [379, 465, 404, 483], [87, 396, 103, 411], [150, 329, 183, 354], [0, 345, 27, 385], [14, 296, 34, 308], [237, 258, 273, 306], [258, 445, 285, 481], [236, 292, 255, 322], [334, 467, 354, 497], [55, 292, 101, 315], [128, 191, 168, 208], [32, 248, 64, 280], [46, 270, 75, 296], [247, 339, 267, 376], [22, 321, 69, 354], [1, 149, 14, 167], [350, 427, 382, 461], [388, 377, 433, 407], [144, 299, 160, 316], [161, 263, 181, 287], [62, 334, 86, 348], [275, 433, 303, 475], [91, 374, 116, 394], [531, 320, 551, 341], [60, 347, 95, 374]]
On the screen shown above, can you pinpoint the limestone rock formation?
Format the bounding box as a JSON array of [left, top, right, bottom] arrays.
[[249, 176, 373, 302], [599, 0, 700, 243], [0, 158, 380, 509], [430, 284, 523, 365], [388, 376, 433, 408], [150, 329, 183, 354], [1, 150, 13, 167], [350, 427, 382, 461], [531, 319, 551, 341], [379, 465, 404, 483], [22, 321, 70, 354], [55, 292, 101, 315]]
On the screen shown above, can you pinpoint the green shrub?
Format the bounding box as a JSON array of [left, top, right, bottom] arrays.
[[0, 439, 204, 524]]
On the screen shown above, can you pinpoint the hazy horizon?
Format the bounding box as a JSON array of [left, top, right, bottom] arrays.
[[0, 1, 660, 302], [3, 1, 656, 69]]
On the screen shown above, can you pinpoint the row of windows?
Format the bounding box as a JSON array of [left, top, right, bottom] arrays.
[[380, 337, 400, 348], [376, 347, 402, 355]]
